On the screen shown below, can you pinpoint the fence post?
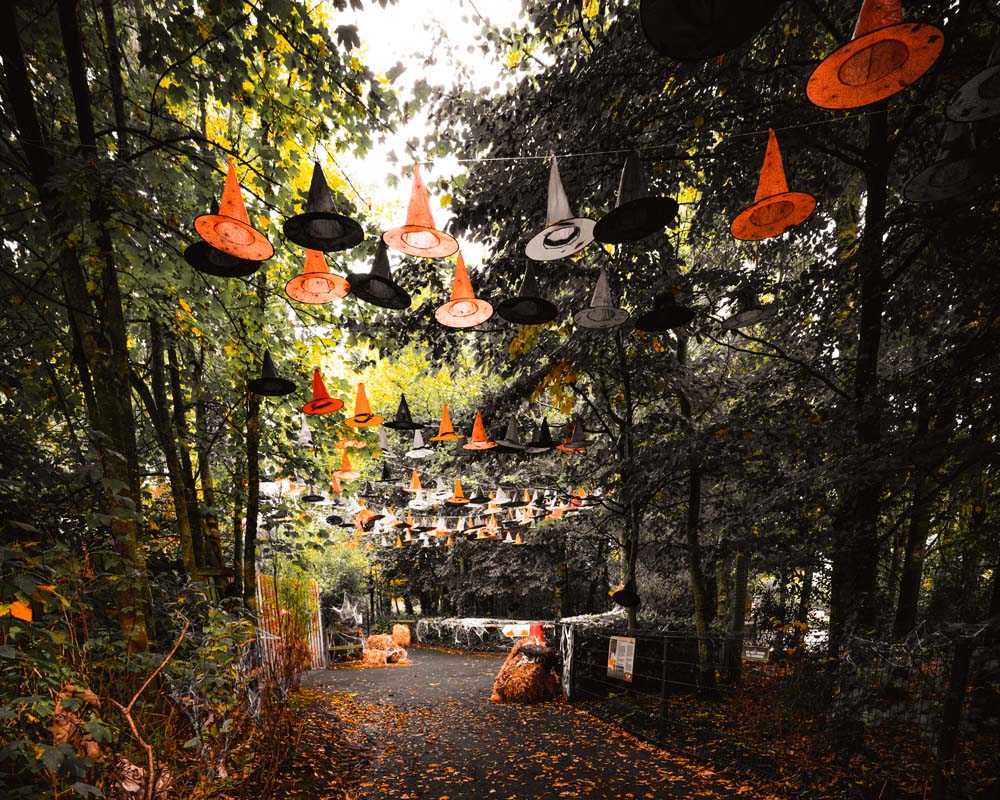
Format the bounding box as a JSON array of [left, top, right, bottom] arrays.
[[931, 636, 974, 799], [658, 634, 670, 733]]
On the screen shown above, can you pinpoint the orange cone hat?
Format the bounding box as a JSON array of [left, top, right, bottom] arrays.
[[302, 368, 344, 415], [730, 129, 816, 241], [435, 252, 494, 328], [806, 0, 943, 110], [333, 451, 360, 480], [463, 410, 496, 450], [330, 475, 343, 495], [345, 382, 384, 428], [447, 480, 470, 505], [405, 468, 422, 493], [286, 249, 350, 304], [431, 402, 461, 441], [382, 164, 459, 259], [195, 158, 274, 261]]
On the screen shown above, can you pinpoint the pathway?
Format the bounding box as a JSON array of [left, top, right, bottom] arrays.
[[302, 647, 758, 800]]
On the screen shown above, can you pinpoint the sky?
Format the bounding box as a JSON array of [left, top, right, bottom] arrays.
[[337, 0, 526, 262]]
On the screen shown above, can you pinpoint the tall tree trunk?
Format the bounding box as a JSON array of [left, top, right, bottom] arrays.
[[829, 104, 890, 656], [231, 451, 246, 600], [167, 342, 207, 570], [791, 561, 814, 656], [716, 548, 732, 628], [192, 348, 225, 575], [723, 548, 750, 684]]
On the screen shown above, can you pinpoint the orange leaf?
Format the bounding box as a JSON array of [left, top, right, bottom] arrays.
[[11, 600, 32, 622]]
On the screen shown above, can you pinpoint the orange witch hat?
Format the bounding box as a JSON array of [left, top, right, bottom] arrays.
[[405, 468, 422, 493], [382, 164, 459, 259], [730, 129, 815, 242], [345, 382, 384, 428], [330, 475, 343, 495], [435, 252, 494, 328], [286, 249, 351, 304], [463, 410, 496, 450], [806, 0, 943, 110], [447, 480, 469, 505], [195, 158, 274, 261], [333, 451, 360, 481], [302, 368, 344, 415], [431, 402, 461, 441]]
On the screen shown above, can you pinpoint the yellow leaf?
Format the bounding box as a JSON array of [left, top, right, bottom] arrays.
[[439, 193, 452, 208], [11, 600, 32, 622]]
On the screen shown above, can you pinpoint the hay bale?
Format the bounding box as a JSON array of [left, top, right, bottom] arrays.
[[392, 624, 411, 647], [491, 637, 560, 704], [365, 634, 407, 663], [361, 648, 388, 667]]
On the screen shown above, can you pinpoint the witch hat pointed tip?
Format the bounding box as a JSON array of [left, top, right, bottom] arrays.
[[383, 163, 459, 258]]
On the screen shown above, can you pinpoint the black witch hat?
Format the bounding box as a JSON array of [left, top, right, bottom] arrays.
[[611, 578, 641, 609], [348, 240, 412, 310], [495, 416, 527, 453], [593, 151, 678, 244], [496, 262, 558, 325], [248, 351, 296, 397], [384, 394, 425, 431], [283, 162, 364, 252], [639, 0, 781, 61], [721, 288, 778, 330], [636, 290, 695, 332], [526, 419, 557, 453]]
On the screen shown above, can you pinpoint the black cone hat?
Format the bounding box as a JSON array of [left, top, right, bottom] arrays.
[[903, 123, 992, 203], [526, 418, 557, 453], [611, 578, 641, 609], [248, 350, 296, 397], [349, 240, 412, 310], [636, 290, 695, 331], [495, 416, 526, 452], [496, 263, 558, 325], [283, 162, 364, 252], [640, 0, 781, 61], [721, 288, 778, 330], [593, 151, 678, 244], [185, 200, 264, 278], [384, 394, 424, 431]]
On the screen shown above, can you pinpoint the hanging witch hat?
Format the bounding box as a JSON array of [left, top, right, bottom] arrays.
[[730, 129, 815, 242], [903, 122, 993, 203], [526, 419, 557, 453], [302, 368, 344, 415], [574, 269, 629, 330], [636, 289, 696, 331], [296, 415, 314, 448], [611, 578, 641, 609], [405, 430, 433, 459], [462, 410, 496, 450], [348, 240, 412, 310], [948, 62, 1000, 123], [525, 155, 596, 261], [382, 164, 459, 258], [333, 450, 360, 481], [404, 468, 422, 493], [344, 383, 384, 428], [377, 461, 393, 483], [283, 162, 364, 252], [496, 262, 558, 325], [195, 158, 274, 261], [639, 0, 782, 61], [248, 350, 295, 397], [593, 151, 678, 245], [806, 0, 943, 110], [721, 288, 778, 330], [301, 484, 325, 503], [384, 394, 424, 431], [447, 480, 469, 505], [430, 402, 461, 441], [495, 416, 526, 453], [285, 249, 351, 304], [435, 252, 494, 328], [185, 200, 264, 278], [557, 418, 587, 453]]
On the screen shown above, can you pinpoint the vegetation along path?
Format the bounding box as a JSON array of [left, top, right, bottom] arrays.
[[300, 647, 762, 800]]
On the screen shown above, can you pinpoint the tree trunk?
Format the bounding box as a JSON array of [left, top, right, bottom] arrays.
[[193, 349, 226, 576], [716, 549, 732, 629], [723, 549, 750, 684], [829, 103, 890, 656], [243, 393, 261, 610]]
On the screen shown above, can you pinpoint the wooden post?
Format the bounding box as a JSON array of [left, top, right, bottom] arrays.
[[658, 634, 670, 733], [931, 637, 974, 799]]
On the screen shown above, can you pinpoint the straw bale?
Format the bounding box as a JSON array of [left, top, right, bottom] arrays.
[[391, 624, 411, 647], [365, 633, 407, 663], [490, 637, 560, 704], [361, 648, 388, 667]]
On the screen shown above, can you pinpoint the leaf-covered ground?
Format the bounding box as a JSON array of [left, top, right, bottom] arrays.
[[281, 647, 769, 799]]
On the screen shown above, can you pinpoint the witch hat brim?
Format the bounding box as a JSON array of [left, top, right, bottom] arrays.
[[639, 0, 781, 61], [185, 241, 262, 278], [594, 196, 679, 245], [195, 160, 274, 261], [611, 584, 641, 609], [248, 351, 296, 397], [283, 163, 363, 251], [947, 65, 1000, 123], [496, 295, 558, 325], [806, 21, 944, 110], [721, 303, 779, 330], [349, 240, 411, 310], [636, 293, 696, 331], [903, 155, 991, 203], [525, 218, 596, 261], [730, 191, 816, 241], [286, 272, 351, 304]]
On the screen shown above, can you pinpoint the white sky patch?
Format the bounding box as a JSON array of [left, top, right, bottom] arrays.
[[336, 1, 525, 266]]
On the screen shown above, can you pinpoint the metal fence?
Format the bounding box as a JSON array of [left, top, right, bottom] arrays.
[[558, 625, 999, 799]]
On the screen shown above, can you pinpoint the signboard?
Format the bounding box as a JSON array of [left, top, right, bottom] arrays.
[[742, 644, 771, 663], [607, 636, 636, 683]]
